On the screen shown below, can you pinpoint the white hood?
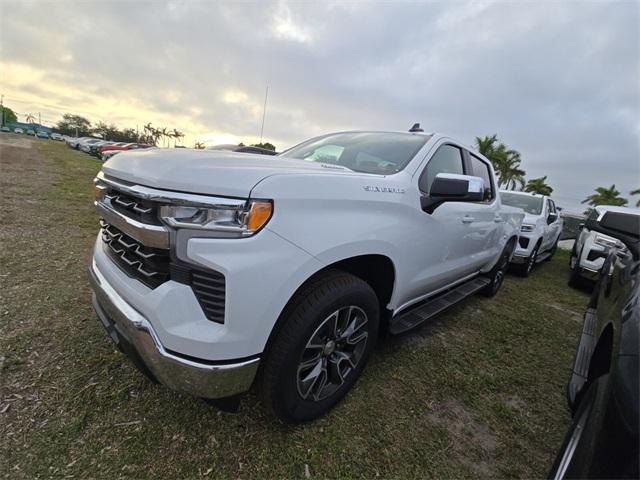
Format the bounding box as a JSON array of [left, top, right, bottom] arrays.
[[522, 213, 540, 225], [101, 148, 354, 197]]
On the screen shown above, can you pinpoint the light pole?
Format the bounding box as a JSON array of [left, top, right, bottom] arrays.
[[1, 94, 4, 127]]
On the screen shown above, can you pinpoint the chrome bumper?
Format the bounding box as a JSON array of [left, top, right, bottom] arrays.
[[88, 261, 260, 399]]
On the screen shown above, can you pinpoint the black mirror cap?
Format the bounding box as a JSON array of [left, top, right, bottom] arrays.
[[430, 176, 469, 197], [422, 176, 483, 213]]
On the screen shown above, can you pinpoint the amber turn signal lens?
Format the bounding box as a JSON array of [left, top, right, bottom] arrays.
[[247, 201, 273, 232]]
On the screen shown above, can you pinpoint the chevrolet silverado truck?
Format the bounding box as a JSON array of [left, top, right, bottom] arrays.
[[569, 205, 640, 288], [88, 130, 524, 422], [500, 190, 563, 276]]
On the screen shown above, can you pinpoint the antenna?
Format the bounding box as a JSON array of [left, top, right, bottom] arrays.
[[259, 85, 269, 144], [409, 123, 424, 133]]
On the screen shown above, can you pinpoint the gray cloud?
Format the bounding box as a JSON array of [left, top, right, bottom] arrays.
[[2, 0, 638, 211]]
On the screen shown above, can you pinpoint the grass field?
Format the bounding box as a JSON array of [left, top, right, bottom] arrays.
[[0, 136, 589, 479]]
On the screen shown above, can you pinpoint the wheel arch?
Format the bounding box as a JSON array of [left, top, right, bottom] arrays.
[[263, 254, 397, 356]]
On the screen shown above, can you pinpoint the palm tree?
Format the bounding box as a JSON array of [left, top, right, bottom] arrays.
[[500, 150, 526, 190], [630, 188, 640, 207], [194, 141, 205, 149], [582, 185, 628, 215], [172, 129, 184, 147], [524, 176, 553, 196], [474, 135, 526, 190], [25, 113, 36, 124]]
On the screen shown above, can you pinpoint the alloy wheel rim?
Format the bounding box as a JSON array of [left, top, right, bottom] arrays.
[[296, 306, 369, 402], [527, 248, 538, 273]]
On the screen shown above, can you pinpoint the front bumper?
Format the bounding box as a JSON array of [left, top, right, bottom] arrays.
[[88, 262, 260, 399]]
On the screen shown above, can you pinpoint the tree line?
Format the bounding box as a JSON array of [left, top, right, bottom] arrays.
[[54, 113, 277, 151], [475, 134, 638, 212], [54, 114, 185, 147]]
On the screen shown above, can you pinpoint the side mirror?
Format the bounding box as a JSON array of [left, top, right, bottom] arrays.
[[578, 223, 585, 231], [421, 173, 484, 213], [547, 212, 558, 225]]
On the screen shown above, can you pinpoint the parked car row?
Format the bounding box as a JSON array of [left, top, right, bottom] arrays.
[[65, 136, 153, 160], [0, 125, 65, 140]]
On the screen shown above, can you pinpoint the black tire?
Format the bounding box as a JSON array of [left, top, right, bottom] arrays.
[[516, 242, 540, 277], [548, 375, 611, 479], [481, 241, 513, 297], [261, 270, 379, 422], [568, 241, 578, 267], [568, 248, 584, 289]]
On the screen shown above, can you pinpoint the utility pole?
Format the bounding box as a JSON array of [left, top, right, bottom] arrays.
[[1, 94, 4, 127], [38, 112, 41, 127], [259, 85, 269, 144]]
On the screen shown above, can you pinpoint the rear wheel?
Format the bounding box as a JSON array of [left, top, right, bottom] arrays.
[[481, 242, 513, 297], [261, 271, 379, 422]]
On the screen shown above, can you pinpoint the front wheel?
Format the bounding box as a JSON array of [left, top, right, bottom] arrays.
[[261, 271, 379, 422], [517, 243, 539, 277], [548, 375, 612, 479]]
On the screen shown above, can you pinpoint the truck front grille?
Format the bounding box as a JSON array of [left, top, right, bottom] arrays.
[[101, 221, 170, 289], [104, 190, 162, 225], [97, 177, 227, 323]]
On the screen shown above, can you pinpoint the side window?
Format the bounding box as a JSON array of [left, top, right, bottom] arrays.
[[548, 199, 556, 214], [469, 154, 494, 201], [419, 145, 464, 193]]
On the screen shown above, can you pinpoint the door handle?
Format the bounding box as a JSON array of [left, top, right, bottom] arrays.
[[462, 215, 475, 224], [493, 215, 504, 223]]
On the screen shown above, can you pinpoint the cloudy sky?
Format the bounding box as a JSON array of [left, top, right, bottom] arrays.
[[1, 0, 638, 212]]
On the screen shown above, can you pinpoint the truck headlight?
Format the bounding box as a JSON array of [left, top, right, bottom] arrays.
[[521, 224, 535, 233], [594, 234, 618, 248], [160, 200, 272, 237]]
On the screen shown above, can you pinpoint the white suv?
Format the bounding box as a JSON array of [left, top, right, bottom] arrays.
[[88, 130, 524, 421], [569, 205, 640, 286], [500, 191, 563, 276]]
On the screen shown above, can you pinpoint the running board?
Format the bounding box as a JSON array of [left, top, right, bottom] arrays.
[[536, 251, 552, 263], [389, 276, 490, 335]]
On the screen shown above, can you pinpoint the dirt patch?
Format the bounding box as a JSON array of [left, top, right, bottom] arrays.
[[422, 399, 497, 477], [545, 302, 582, 321], [0, 134, 34, 149]]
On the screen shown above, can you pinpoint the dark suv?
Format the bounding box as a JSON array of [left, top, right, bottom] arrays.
[[549, 210, 639, 478]]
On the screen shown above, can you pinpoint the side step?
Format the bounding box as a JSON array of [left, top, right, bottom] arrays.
[[389, 276, 490, 335], [536, 250, 552, 263]]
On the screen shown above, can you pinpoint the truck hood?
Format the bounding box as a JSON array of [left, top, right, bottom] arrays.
[[521, 213, 540, 225], [101, 148, 355, 197]]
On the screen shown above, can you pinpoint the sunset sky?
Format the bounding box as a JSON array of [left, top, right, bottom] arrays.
[[1, 1, 638, 212]]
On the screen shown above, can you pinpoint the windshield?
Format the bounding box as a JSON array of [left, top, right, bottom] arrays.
[[279, 132, 431, 174], [501, 192, 544, 215]]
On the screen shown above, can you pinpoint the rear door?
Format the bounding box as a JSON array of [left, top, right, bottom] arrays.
[[545, 199, 561, 248]]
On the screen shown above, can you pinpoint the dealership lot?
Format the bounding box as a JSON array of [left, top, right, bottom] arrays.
[[0, 136, 589, 478]]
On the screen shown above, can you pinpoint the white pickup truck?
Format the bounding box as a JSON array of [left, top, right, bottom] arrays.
[[88, 130, 524, 421], [499, 190, 563, 276]]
